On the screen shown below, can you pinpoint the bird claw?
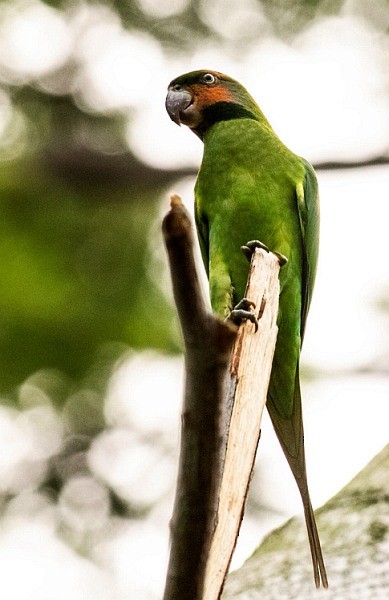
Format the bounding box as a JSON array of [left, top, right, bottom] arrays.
[[228, 298, 258, 332], [241, 240, 269, 262], [234, 298, 256, 311], [241, 240, 288, 267], [273, 251, 288, 266]]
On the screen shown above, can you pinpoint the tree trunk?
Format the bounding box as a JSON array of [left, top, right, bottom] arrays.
[[223, 443, 389, 599]]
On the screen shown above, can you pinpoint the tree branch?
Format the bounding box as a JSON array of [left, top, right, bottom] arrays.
[[313, 155, 389, 171], [162, 197, 281, 600], [204, 249, 280, 599], [162, 196, 237, 600]]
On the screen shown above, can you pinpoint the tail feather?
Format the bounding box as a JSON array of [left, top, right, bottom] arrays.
[[303, 494, 328, 588], [267, 372, 328, 588]]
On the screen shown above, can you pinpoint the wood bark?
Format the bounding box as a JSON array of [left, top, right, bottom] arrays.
[[204, 249, 280, 599], [162, 196, 237, 600]]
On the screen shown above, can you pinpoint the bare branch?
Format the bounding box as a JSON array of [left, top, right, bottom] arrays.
[[162, 196, 237, 600], [162, 197, 282, 600], [314, 155, 389, 171], [204, 249, 281, 599]]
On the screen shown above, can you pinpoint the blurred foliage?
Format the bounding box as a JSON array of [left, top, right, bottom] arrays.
[[41, 0, 346, 44], [0, 146, 184, 392], [0, 80, 196, 395], [260, 0, 344, 36]]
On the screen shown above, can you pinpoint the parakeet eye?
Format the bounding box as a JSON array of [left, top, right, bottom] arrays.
[[202, 73, 216, 85]]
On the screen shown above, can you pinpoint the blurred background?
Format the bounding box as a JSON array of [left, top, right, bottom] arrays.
[[0, 0, 388, 598]]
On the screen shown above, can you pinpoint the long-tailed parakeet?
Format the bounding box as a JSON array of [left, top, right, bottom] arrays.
[[165, 70, 327, 588]]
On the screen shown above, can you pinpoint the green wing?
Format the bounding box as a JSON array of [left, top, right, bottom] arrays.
[[194, 198, 209, 277], [297, 159, 320, 342]]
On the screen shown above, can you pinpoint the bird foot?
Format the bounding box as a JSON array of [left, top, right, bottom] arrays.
[[241, 240, 269, 260], [241, 240, 288, 266], [228, 298, 258, 332]]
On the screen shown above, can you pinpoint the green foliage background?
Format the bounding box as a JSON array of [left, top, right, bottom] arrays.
[[0, 82, 188, 397]]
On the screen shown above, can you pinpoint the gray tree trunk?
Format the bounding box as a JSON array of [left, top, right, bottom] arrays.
[[223, 444, 389, 599]]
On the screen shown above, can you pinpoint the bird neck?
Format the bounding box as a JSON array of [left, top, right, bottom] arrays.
[[193, 102, 260, 140]]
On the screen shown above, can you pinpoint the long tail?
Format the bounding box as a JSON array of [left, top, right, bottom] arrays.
[[267, 373, 328, 588], [300, 484, 328, 588]]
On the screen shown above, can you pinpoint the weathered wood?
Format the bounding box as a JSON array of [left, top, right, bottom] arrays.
[[204, 248, 281, 599], [162, 195, 281, 600], [162, 196, 237, 600]]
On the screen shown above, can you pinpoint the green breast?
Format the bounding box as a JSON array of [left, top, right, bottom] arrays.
[[195, 118, 306, 304]]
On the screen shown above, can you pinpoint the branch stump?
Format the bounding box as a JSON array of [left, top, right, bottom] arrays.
[[162, 196, 281, 600]]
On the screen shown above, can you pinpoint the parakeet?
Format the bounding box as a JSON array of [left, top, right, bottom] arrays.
[[165, 70, 327, 588]]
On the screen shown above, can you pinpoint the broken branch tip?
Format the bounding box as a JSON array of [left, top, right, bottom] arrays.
[[170, 194, 183, 209]]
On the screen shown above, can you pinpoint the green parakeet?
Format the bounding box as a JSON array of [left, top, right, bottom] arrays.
[[166, 70, 327, 588]]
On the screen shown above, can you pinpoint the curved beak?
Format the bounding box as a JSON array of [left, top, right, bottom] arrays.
[[165, 88, 193, 125]]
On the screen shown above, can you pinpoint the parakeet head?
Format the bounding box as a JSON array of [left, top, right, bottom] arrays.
[[166, 70, 267, 139]]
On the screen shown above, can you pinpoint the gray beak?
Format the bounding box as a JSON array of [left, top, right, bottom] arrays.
[[165, 88, 193, 125]]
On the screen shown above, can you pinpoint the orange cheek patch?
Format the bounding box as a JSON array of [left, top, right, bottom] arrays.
[[190, 84, 234, 110]]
